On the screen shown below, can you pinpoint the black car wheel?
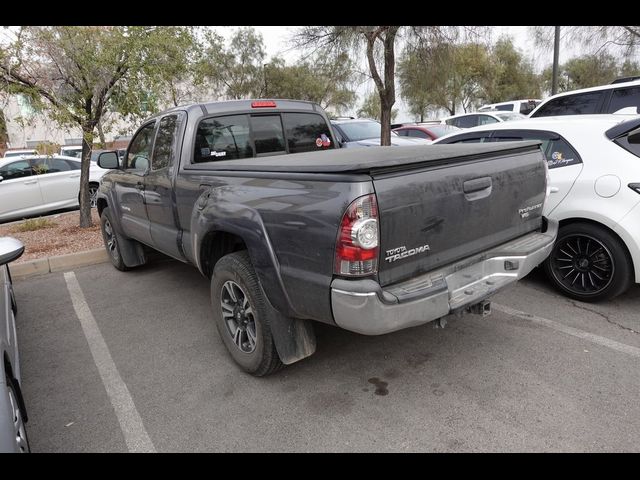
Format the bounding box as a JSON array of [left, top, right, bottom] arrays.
[[211, 251, 284, 376], [544, 222, 633, 302]]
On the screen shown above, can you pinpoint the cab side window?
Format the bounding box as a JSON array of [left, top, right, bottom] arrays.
[[152, 114, 183, 170], [127, 122, 156, 170]]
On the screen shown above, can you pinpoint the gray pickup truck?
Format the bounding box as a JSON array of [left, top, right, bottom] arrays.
[[96, 99, 557, 376]]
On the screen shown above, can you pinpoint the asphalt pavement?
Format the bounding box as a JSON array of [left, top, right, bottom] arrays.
[[12, 258, 640, 452]]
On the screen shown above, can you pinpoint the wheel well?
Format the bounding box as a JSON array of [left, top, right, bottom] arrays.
[[97, 198, 108, 216], [200, 231, 248, 278], [559, 217, 636, 278]]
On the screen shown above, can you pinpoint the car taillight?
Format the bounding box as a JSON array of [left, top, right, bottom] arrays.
[[335, 194, 379, 276], [543, 157, 552, 201]]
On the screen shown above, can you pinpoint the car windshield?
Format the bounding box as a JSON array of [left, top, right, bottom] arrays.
[[494, 112, 526, 122], [337, 121, 384, 141]]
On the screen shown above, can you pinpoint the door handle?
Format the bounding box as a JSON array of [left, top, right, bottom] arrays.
[[23, 180, 37, 185], [550, 187, 559, 193], [69, 174, 80, 178], [463, 177, 492, 193], [463, 177, 492, 201]]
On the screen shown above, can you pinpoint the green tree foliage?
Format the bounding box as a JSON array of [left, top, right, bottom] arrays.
[[399, 42, 492, 117], [293, 26, 469, 145], [263, 53, 357, 115], [482, 38, 541, 103], [399, 37, 541, 120], [200, 27, 266, 100], [357, 92, 398, 121], [541, 53, 640, 92], [0, 26, 197, 227], [534, 26, 640, 58]]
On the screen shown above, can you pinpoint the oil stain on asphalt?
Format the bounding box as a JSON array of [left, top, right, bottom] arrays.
[[368, 377, 389, 396]]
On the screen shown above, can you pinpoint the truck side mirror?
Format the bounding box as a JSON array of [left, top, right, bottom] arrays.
[[628, 127, 640, 144], [97, 151, 120, 169]]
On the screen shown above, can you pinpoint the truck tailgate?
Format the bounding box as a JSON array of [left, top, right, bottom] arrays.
[[374, 144, 546, 287]]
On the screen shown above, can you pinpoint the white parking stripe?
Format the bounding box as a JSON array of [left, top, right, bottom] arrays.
[[493, 303, 640, 359], [64, 271, 156, 453]]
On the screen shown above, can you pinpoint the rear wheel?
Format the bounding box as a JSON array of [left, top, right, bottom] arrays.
[[100, 207, 128, 271], [211, 251, 284, 376], [6, 375, 30, 453], [543, 222, 633, 302]]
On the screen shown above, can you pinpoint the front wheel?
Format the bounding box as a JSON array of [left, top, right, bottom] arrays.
[[543, 222, 633, 302], [211, 251, 284, 376], [6, 375, 30, 453]]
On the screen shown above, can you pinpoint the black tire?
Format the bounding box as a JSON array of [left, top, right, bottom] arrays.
[[6, 375, 30, 453], [211, 251, 284, 376], [100, 207, 128, 272], [543, 222, 633, 302]]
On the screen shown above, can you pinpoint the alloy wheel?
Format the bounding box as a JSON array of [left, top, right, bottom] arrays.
[[549, 233, 614, 296], [220, 280, 257, 354]]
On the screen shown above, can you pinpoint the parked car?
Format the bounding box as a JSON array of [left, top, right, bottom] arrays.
[[2, 150, 38, 159], [95, 98, 556, 376], [0, 155, 109, 222], [435, 114, 640, 302], [59, 145, 82, 158], [478, 99, 541, 115], [331, 118, 431, 147], [529, 79, 640, 118], [393, 124, 461, 140], [441, 111, 526, 128], [0, 236, 30, 452]]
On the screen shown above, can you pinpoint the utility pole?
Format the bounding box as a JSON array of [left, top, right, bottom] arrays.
[[263, 63, 268, 97], [552, 26, 561, 95]]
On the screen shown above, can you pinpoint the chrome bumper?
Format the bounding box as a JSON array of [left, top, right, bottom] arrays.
[[331, 219, 558, 335]]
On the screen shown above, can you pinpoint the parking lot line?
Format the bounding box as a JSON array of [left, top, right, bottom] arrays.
[[64, 271, 156, 453], [493, 303, 640, 359]]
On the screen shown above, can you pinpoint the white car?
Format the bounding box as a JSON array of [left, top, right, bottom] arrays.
[[434, 114, 640, 302], [0, 155, 109, 222], [478, 99, 541, 115], [441, 111, 526, 129]]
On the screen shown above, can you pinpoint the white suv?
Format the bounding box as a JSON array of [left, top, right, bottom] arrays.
[[530, 79, 640, 117], [435, 115, 640, 302]]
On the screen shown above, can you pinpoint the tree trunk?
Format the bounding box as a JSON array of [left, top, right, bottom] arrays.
[[380, 96, 392, 146], [97, 121, 106, 148], [79, 125, 94, 228]]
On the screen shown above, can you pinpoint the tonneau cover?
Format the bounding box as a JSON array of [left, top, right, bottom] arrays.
[[183, 141, 542, 174]]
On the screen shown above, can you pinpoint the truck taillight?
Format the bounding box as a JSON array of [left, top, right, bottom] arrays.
[[543, 158, 552, 200], [335, 194, 379, 276]]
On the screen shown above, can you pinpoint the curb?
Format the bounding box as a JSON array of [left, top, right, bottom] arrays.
[[11, 248, 109, 280]]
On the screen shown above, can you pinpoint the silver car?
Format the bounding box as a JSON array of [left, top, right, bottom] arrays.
[[0, 237, 30, 452]]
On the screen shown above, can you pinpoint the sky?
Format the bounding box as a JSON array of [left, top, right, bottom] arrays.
[[216, 26, 581, 121]]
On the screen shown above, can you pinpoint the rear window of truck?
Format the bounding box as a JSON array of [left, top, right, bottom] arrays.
[[193, 112, 333, 163]]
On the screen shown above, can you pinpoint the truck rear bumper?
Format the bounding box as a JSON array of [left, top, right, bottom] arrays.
[[331, 219, 558, 335]]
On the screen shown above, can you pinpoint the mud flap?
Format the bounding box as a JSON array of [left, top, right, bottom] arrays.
[[267, 303, 317, 365], [115, 230, 147, 268]]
